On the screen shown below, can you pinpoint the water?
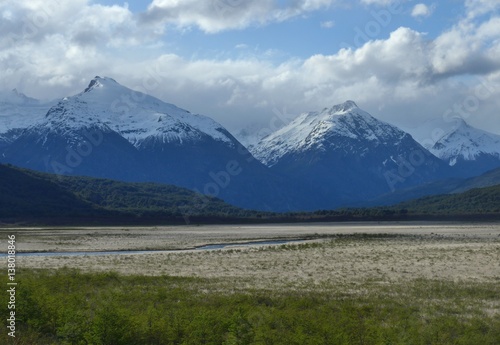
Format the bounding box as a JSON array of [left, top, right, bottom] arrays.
[[1, 239, 308, 257]]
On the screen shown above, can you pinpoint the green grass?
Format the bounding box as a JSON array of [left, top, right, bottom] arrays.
[[1, 269, 499, 345]]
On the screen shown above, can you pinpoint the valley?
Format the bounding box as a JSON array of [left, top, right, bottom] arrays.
[[1, 223, 499, 344], [4, 222, 499, 284]]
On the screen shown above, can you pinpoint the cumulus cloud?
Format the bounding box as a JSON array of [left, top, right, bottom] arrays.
[[0, 0, 149, 49], [104, 22, 500, 133], [465, 0, 500, 19], [1, 0, 500, 136], [139, 0, 339, 33], [430, 13, 500, 77], [0, 0, 160, 94], [411, 4, 435, 18]]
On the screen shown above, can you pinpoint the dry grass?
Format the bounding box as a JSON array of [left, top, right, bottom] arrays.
[[3, 223, 499, 292]]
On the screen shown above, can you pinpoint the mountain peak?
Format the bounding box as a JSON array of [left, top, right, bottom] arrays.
[[84, 76, 117, 93], [41, 76, 235, 147], [431, 120, 500, 165], [455, 118, 470, 130], [0, 88, 40, 105], [329, 100, 359, 114], [251, 101, 408, 167]]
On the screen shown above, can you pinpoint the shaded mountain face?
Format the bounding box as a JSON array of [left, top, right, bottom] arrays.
[[430, 119, 500, 177], [251, 101, 451, 210], [0, 77, 299, 211]]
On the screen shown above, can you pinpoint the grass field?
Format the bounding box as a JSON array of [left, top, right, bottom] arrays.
[[1, 223, 499, 344]]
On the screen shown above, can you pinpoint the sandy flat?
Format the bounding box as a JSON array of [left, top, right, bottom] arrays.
[[2, 221, 500, 253], [1, 222, 498, 291]]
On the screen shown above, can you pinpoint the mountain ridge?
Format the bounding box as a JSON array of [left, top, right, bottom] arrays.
[[0, 77, 301, 211], [250, 101, 451, 210], [2, 77, 500, 212], [429, 118, 500, 177]]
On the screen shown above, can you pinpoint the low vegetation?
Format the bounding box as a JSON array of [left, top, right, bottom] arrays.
[[1, 269, 499, 345]]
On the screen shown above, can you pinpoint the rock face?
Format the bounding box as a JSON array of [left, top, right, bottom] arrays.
[[252, 101, 450, 209]]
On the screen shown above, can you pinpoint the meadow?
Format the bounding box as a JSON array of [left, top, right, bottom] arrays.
[[1, 223, 499, 344]]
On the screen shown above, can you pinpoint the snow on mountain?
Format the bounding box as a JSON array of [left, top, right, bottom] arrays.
[[430, 119, 500, 166], [399, 117, 461, 150], [233, 123, 279, 149], [1, 76, 301, 211], [248, 100, 452, 209], [252, 100, 410, 167], [37, 76, 235, 147], [0, 89, 53, 138]]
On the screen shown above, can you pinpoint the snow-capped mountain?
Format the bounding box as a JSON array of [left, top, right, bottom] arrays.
[[251, 101, 450, 209], [0, 88, 40, 106], [34, 77, 234, 147], [399, 117, 461, 150], [430, 119, 500, 176], [0, 77, 298, 211], [233, 124, 269, 149], [252, 101, 411, 166], [0, 89, 54, 146], [4, 78, 495, 212]]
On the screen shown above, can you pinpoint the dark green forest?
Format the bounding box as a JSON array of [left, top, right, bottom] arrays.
[[0, 164, 264, 224], [1, 163, 499, 225]]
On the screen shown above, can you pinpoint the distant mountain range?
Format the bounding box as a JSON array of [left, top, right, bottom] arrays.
[[0, 77, 298, 211], [1, 77, 500, 212]]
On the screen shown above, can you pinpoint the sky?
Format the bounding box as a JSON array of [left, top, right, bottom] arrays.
[[1, 0, 500, 139]]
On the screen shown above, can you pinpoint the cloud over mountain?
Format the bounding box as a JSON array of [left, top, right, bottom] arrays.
[[1, 0, 500, 137]]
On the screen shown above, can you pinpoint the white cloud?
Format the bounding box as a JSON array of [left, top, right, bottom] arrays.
[[465, 0, 500, 19], [411, 4, 435, 18], [0, 0, 160, 95], [139, 0, 339, 33], [99, 23, 498, 133], [429, 14, 500, 76], [321, 20, 335, 28], [0, 0, 154, 51], [1, 0, 500, 136], [359, 0, 399, 5]]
